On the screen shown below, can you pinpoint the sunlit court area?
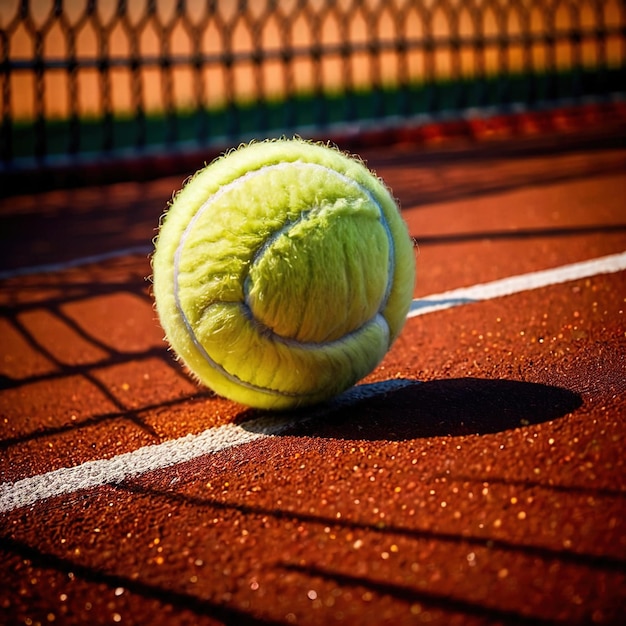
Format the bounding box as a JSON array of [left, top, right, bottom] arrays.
[[1, 1, 625, 625]]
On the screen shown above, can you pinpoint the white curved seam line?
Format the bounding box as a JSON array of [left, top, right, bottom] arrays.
[[172, 161, 394, 396]]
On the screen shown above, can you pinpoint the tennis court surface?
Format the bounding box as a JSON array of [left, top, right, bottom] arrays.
[[1, 116, 625, 625]]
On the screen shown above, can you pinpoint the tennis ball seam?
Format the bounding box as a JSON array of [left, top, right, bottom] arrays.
[[175, 309, 390, 400], [172, 160, 396, 399], [242, 164, 396, 342]]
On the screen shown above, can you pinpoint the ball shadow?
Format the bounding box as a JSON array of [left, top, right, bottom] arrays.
[[239, 377, 583, 441]]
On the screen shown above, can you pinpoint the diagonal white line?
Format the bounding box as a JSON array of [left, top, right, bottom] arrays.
[[0, 379, 414, 513], [408, 251, 626, 317], [0, 246, 153, 281], [0, 424, 265, 514], [1, 251, 624, 513]]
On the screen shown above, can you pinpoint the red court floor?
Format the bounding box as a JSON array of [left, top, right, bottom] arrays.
[[1, 122, 625, 625]]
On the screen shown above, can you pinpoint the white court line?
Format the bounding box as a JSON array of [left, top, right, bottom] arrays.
[[0, 380, 415, 513], [408, 251, 626, 317], [1, 251, 625, 513], [0, 245, 153, 281]]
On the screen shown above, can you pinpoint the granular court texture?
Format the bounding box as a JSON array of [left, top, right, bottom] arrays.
[[1, 123, 625, 625]]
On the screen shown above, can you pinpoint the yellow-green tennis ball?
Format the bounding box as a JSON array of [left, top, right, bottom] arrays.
[[152, 138, 415, 410]]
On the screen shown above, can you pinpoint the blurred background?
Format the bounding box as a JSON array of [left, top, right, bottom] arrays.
[[1, 0, 624, 193]]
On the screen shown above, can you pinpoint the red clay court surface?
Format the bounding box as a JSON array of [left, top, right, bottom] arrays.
[[1, 119, 625, 625]]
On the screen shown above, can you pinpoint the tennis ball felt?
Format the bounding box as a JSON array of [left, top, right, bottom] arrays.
[[152, 138, 415, 410]]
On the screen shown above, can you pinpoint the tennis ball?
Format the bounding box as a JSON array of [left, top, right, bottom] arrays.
[[152, 138, 415, 410]]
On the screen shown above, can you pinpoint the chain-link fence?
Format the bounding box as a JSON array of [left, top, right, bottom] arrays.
[[1, 0, 625, 181]]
